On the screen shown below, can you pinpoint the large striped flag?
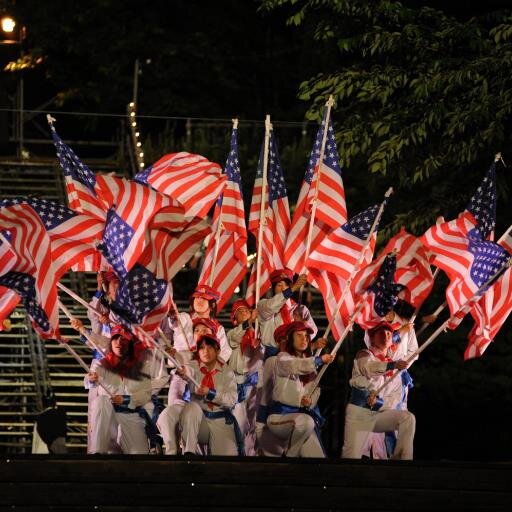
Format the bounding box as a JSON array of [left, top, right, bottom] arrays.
[[199, 127, 247, 311], [0, 233, 20, 331], [307, 203, 382, 340], [353, 229, 434, 311], [246, 130, 290, 305], [284, 113, 346, 275], [421, 162, 508, 317], [463, 230, 512, 359], [50, 122, 106, 220], [134, 152, 227, 219], [0, 198, 103, 281]]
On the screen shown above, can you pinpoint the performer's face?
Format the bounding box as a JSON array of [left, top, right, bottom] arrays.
[[370, 329, 393, 350], [108, 279, 119, 300], [111, 335, 129, 357], [235, 306, 251, 324], [193, 297, 210, 315], [274, 280, 289, 294], [292, 330, 310, 353], [197, 342, 219, 365]]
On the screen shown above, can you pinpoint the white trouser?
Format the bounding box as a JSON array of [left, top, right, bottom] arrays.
[[180, 401, 238, 456], [168, 374, 188, 406], [232, 383, 259, 456], [255, 421, 287, 457], [267, 413, 325, 458], [342, 403, 415, 460], [89, 395, 149, 454], [157, 403, 185, 455]]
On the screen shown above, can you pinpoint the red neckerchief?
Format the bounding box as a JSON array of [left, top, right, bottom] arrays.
[[200, 364, 220, 410], [280, 298, 296, 324], [240, 327, 258, 353], [369, 348, 394, 377]]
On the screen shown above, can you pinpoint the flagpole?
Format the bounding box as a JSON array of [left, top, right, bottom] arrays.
[[374, 255, 512, 398], [314, 187, 393, 356], [209, 118, 238, 287], [56, 281, 200, 386], [304, 95, 335, 264], [308, 296, 368, 398], [57, 300, 106, 356], [253, 115, 272, 337]]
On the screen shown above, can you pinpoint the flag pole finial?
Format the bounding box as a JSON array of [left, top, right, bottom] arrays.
[[46, 114, 56, 126], [385, 187, 394, 197], [232, 118, 239, 129]]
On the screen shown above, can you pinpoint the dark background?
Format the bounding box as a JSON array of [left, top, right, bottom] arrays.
[[1, 0, 512, 461]]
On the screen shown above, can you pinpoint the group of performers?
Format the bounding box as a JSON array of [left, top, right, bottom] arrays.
[[68, 267, 421, 459]]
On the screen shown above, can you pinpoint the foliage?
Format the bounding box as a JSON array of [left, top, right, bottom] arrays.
[[260, 0, 512, 235]]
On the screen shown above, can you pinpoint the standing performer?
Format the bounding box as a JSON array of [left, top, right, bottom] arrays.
[[342, 321, 416, 460], [178, 334, 241, 456], [257, 269, 317, 354], [266, 321, 333, 458], [86, 325, 155, 454], [227, 299, 263, 455]]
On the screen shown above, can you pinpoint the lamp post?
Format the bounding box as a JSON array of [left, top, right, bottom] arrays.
[[1, 12, 26, 158]]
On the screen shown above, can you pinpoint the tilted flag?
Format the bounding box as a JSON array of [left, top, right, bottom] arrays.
[[199, 127, 247, 311], [110, 262, 171, 336], [134, 152, 227, 219], [353, 228, 434, 311], [0, 198, 103, 281], [355, 254, 405, 330], [246, 130, 290, 304], [307, 203, 382, 340], [94, 175, 182, 278], [49, 121, 106, 220], [462, 230, 512, 359], [0, 233, 20, 331], [422, 162, 508, 317], [284, 113, 346, 275]]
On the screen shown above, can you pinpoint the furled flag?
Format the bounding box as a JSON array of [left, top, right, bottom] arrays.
[[199, 127, 247, 311], [307, 203, 383, 340], [422, 162, 509, 317], [246, 130, 290, 304], [284, 113, 346, 275], [355, 254, 405, 330], [134, 152, 227, 219]]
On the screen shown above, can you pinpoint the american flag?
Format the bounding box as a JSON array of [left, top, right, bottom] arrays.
[[246, 130, 290, 305], [199, 127, 247, 311], [145, 212, 211, 282], [307, 203, 383, 340], [0, 198, 102, 281], [0, 204, 63, 338], [0, 233, 20, 331], [94, 174, 181, 278], [353, 228, 434, 310], [134, 152, 227, 219], [0, 270, 60, 339], [50, 123, 106, 221], [110, 262, 171, 336], [284, 113, 346, 275], [422, 163, 508, 318], [355, 254, 405, 329]]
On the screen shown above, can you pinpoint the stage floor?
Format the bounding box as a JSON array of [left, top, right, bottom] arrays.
[[1, 455, 511, 511]]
